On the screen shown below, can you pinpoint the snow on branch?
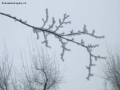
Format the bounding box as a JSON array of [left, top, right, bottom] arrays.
[[0, 9, 106, 80]]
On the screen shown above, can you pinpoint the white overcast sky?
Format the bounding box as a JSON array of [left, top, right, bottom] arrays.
[[0, 0, 120, 90]]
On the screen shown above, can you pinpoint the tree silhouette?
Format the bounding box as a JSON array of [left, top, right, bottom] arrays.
[[101, 45, 120, 90], [0, 46, 63, 90], [20, 47, 63, 90], [0, 46, 12, 90]]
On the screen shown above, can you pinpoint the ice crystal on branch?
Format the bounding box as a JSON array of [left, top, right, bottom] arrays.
[[0, 9, 106, 80]]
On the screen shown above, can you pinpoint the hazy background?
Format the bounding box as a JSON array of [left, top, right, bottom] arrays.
[[0, 0, 120, 90]]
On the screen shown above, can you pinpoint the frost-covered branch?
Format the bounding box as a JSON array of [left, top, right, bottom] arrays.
[[0, 9, 106, 80]]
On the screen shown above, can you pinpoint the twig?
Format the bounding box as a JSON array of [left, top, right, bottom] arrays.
[[0, 9, 106, 80]]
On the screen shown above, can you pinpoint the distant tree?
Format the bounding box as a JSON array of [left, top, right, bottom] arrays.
[[101, 44, 120, 90], [0, 9, 106, 80], [19, 46, 64, 90], [0, 47, 12, 90], [0, 46, 63, 90]]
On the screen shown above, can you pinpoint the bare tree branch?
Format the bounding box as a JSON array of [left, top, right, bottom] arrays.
[[0, 46, 12, 90], [101, 44, 120, 90], [20, 45, 63, 90], [0, 9, 106, 80]]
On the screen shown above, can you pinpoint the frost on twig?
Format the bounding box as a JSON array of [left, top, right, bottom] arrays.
[[0, 9, 106, 80], [58, 38, 71, 61]]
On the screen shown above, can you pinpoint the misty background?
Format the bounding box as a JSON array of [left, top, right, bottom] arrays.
[[0, 0, 120, 90]]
